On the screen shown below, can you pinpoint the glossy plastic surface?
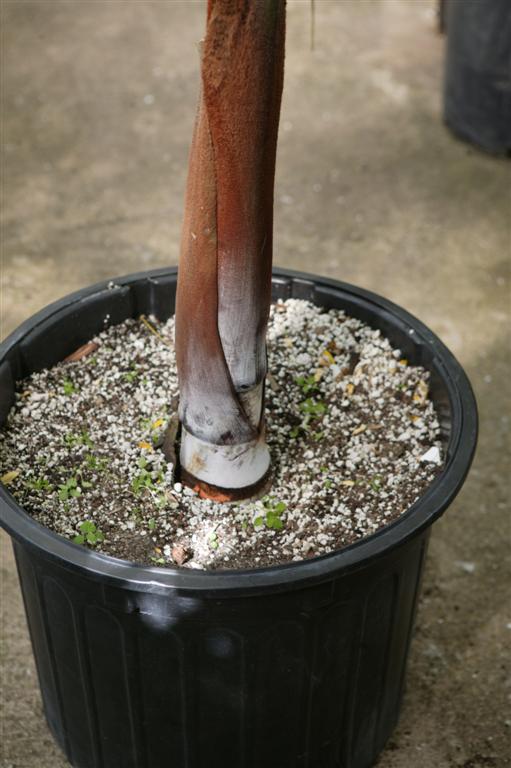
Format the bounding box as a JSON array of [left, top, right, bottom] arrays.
[[0, 269, 477, 768]]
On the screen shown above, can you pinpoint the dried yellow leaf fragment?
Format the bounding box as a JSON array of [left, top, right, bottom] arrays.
[[1, 470, 20, 485], [340, 479, 355, 487], [351, 424, 366, 436], [346, 382, 355, 396], [398, 358, 408, 366], [413, 380, 429, 405], [138, 441, 153, 451], [318, 348, 335, 366], [139, 315, 173, 347]]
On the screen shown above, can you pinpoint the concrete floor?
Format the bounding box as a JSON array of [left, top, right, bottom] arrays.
[[1, 1, 510, 766]]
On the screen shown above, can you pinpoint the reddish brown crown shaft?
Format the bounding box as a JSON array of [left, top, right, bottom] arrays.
[[175, 0, 286, 447]]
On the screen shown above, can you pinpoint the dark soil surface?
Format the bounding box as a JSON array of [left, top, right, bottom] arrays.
[[0, 298, 442, 570]]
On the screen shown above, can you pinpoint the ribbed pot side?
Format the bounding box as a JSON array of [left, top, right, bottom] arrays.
[[0, 269, 478, 768], [13, 531, 428, 768]]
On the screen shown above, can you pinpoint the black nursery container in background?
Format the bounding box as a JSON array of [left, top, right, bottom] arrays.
[[444, 0, 511, 155], [0, 269, 477, 768]]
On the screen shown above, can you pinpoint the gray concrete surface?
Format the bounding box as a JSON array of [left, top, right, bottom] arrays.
[[1, 1, 510, 766]]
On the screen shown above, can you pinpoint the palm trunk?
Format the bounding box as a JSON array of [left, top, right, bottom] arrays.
[[175, 0, 286, 499]]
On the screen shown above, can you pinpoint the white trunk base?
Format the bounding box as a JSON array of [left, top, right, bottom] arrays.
[[179, 428, 270, 489], [180, 382, 269, 489]]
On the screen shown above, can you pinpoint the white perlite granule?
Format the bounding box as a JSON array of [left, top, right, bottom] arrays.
[[0, 299, 442, 570]]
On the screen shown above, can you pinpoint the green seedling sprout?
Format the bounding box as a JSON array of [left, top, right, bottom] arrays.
[[296, 375, 319, 395], [254, 497, 287, 531], [62, 379, 77, 396], [58, 477, 81, 501], [123, 367, 139, 383], [26, 476, 53, 492], [131, 457, 164, 495], [73, 520, 104, 546], [299, 397, 327, 418], [64, 430, 93, 448], [85, 454, 108, 472]]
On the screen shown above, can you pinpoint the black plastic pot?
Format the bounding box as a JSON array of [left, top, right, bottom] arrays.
[[0, 269, 477, 768], [443, 0, 511, 155]]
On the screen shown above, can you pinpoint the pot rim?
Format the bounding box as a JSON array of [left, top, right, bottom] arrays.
[[0, 268, 478, 595]]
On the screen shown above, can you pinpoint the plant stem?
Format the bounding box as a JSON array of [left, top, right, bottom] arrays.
[[175, 0, 286, 498]]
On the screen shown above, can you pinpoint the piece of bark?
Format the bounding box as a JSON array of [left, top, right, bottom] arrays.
[[172, 544, 191, 566], [161, 413, 180, 468], [64, 342, 99, 363]]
